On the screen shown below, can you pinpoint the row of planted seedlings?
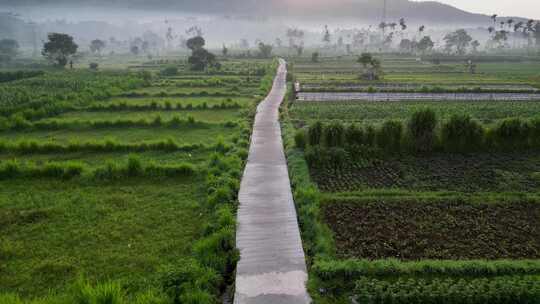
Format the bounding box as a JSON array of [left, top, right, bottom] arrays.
[[280, 80, 540, 303], [295, 109, 540, 170]]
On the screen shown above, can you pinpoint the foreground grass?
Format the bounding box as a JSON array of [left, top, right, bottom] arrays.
[[0, 177, 206, 297]]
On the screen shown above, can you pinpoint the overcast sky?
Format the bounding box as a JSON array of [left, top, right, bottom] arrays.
[[437, 0, 540, 19]]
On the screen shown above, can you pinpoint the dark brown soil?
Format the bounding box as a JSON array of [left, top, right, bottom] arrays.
[[323, 200, 540, 260], [311, 152, 540, 193]]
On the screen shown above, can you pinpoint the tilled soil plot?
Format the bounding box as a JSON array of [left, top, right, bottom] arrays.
[[311, 153, 540, 193], [323, 200, 540, 260]]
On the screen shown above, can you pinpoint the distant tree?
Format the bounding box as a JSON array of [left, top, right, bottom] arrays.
[[186, 36, 205, 51], [294, 44, 304, 56], [399, 39, 413, 53], [443, 29, 473, 55], [185, 26, 203, 38], [418, 25, 426, 36], [352, 31, 366, 49], [42, 33, 78, 67], [165, 26, 175, 48], [275, 38, 283, 48], [417, 36, 434, 54], [311, 52, 320, 63], [0, 39, 19, 63], [240, 39, 250, 49], [89, 39, 106, 56], [287, 28, 305, 53], [141, 41, 150, 54], [323, 25, 331, 45], [358, 52, 373, 68], [358, 53, 383, 80], [188, 48, 217, 71], [337, 36, 344, 48], [186, 36, 218, 71], [258, 42, 273, 58], [130, 45, 140, 55], [493, 30, 509, 49], [222, 44, 228, 57], [89, 62, 99, 70], [465, 59, 477, 74], [471, 40, 481, 53], [399, 18, 407, 31], [534, 22, 540, 47]]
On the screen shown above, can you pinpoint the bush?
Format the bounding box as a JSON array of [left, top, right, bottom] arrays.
[[323, 123, 345, 148], [193, 227, 238, 278], [294, 129, 307, 150], [408, 109, 437, 153], [377, 120, 403, 153], [158, 259, 220, 304], [493, 118, 531, 150], [345, 124, 365, 147], [308, 122, 323, 146], [71, 277, 125, 304], [127, 155, 143, 177], [441, 115, 484, 152], [531, 118, 540, 148]]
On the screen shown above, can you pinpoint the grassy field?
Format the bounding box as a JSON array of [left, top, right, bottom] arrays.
[[0, 57, 275, 302], [0, 178, 205, 296]]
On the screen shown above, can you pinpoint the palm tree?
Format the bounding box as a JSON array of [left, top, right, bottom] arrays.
[[399, 18, 407, 31], [507, 19, 514, 29]]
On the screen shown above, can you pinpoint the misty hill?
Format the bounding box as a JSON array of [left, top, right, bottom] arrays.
[[1, 0, 528, 25]]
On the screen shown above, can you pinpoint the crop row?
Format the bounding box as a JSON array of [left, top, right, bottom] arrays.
[[353, 276, 540, 304], [0, 156, 197, 181], [0, 114, 237, 131], [297, 111, 540, 166], [0, 138, 210, 154]]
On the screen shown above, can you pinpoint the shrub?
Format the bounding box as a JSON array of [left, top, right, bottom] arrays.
[[376, 120, 403, 153], [408, 109, 437, 153], [193, 227, 238, 278], [531, 118, 540, 148], [127, 155, 143, 177], [345, 124, 365, 147], [294, 129, 307, 150], [0, 161, 21, 179], [71, 276, 125, 304], [323, 123, 345, 148], [308, 122, 323, 146], [493, 118, 531, 150], [441, 115, 484, 152], [158, 259, 220, 304], [94, 162, 120, 180]]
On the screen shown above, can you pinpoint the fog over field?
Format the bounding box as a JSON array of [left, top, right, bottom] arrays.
[[1, 0, 537, 55]]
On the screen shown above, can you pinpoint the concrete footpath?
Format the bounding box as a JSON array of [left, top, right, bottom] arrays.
[[234, 59, 311, 304]]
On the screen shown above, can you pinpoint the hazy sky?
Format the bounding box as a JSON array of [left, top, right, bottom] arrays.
[[438, 0, 540, 19]]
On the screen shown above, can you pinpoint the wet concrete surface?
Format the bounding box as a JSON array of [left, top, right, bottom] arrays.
[[234, 59, 311, 304]]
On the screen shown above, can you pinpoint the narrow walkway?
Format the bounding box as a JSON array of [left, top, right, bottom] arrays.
[[234, 59, 311, 304]]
